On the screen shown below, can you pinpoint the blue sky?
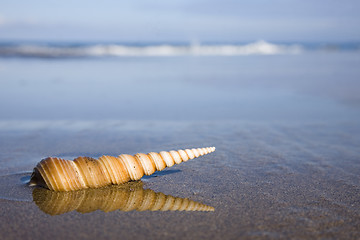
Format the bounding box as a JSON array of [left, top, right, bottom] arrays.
[[0, 0, 359, 42]]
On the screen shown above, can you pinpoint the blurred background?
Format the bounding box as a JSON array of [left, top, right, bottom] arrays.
[[1, 3, 360, 239], [0, 0, 359, 122]]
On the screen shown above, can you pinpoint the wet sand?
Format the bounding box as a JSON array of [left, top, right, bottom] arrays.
[[0, 120, 359, 239]]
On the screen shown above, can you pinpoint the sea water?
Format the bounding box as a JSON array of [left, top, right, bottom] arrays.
[[0, 41, 359, 122]]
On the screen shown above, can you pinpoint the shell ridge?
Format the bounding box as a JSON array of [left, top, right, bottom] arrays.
[[64, 159, 78, 191], [169, 150, 182, 164], [93, 159, 110, 188], [185, 149, 195, 160], [73, 157, 90, 188], [100, 156, 128, 184], [118, 154, 144, 180], [97, 157, 112, 186], [147, 152, 166, 171], [114, 156, 131, 184], [145, 153, 157, 172], [97, 156, 115, 184], [47, 158, 66, 191], [178, 149, 189, 162], [59, 160, 76, 191], [117, 155, 132, 180], [70, 160, 87, 190], [133, 153, 152, 176], [64, 160, 80, 191], [86, 157, 100, 188], [134, 153, 156, 176], [159, 151, 175, 167], [37, 160, 55, 191]]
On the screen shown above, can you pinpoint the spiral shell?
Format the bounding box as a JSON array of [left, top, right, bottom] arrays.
[[33, 182, 214, 215], [31, 147, 215, 191]]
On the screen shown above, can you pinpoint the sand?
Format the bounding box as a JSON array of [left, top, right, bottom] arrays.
[[1, 52, 360, 239], [0, 120, 359, 240]]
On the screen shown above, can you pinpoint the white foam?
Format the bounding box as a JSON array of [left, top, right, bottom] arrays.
[[85, 41, 303, 57], [0, 40, 303, 58]]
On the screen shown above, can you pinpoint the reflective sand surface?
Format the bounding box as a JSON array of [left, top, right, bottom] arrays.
[[0, 52, 359, 239]]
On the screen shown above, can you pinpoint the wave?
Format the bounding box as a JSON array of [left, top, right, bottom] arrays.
[[0, 40, 359, 59], [0, 41, 304, 58]]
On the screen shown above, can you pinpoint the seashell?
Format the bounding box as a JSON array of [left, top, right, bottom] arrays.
[[32, 182, 215, 215], [30, 147, 215, 191]]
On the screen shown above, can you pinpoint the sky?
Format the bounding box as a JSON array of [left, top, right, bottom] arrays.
[[0, 0, 359, 42]]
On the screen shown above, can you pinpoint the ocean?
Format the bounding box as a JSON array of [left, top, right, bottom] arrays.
[[1, 40, 360, 121]]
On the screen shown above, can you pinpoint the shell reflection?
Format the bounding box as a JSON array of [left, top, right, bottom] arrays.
[[33, 182, 214, 215]]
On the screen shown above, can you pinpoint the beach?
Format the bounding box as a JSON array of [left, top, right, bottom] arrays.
[[0, 49, 360, 239]]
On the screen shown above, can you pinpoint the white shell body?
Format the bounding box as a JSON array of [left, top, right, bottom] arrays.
[[31, 147, 215, 191]]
